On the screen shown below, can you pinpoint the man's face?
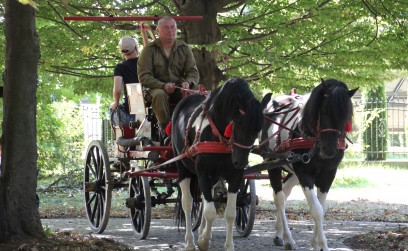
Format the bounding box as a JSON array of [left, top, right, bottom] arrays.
[[158, 20, 177, 41]]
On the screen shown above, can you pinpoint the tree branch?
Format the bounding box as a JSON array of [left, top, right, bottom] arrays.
[[219, 0, 247, 13]]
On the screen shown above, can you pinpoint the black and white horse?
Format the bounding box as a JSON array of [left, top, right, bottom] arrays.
[[172, 78, 270, 251], [260, 79, 358, 250]]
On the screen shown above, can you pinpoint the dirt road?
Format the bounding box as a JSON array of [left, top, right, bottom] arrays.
[[41, 217, 408, 251]]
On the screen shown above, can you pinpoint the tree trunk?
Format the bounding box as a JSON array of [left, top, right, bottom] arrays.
[[0, 0, 43, 243], [175, 0, 226, 90]]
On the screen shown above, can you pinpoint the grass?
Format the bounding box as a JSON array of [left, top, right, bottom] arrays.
[[37, 161, 408, 219]]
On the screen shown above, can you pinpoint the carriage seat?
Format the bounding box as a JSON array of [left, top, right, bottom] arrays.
[[113, 83, 178, 143]]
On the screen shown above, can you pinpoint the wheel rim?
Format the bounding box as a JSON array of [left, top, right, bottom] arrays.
[[235, 179, 256, 237], [129, 172, 151, 239], [84, 140, 112, 233]]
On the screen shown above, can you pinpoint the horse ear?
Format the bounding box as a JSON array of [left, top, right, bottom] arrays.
[[320, 78, 325, 83], [349, 87, 359, 98], [261, 93, 272, 108]]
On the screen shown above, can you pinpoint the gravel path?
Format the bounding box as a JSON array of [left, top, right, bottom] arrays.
[[41, 217, 408, 251], [42, 169, 408, 250]]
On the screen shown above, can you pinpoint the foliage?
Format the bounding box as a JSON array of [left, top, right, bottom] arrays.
[[1, 0, 408, 180], [37, 100, 84, 187], [42, 224, 54, 237], [3, 0, 405, 95], [331, 176, 371, 189], [362, 85, 388, 160]]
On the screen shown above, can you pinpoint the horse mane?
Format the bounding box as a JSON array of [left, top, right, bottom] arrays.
[[301, 79, 353, 135], [207, 78, 264, 132]]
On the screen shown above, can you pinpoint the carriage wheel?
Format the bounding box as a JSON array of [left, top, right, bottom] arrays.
[[129, 173, 151, 239], [84, 140, 112, 234], [235, 179, 256, 237]]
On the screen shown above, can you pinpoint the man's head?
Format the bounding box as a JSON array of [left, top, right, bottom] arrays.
[[157, 16, 177, 44], [118, 36, 138, 55]]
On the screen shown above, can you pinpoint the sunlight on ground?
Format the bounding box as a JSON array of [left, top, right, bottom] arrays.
[[255, 165, 408, 205]]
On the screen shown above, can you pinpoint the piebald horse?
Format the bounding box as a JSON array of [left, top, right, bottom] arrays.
[[260, 79, 358, 250], [172, 78, 270, 251]]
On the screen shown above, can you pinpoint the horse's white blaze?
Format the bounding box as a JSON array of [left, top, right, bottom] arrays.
[[198, 199, 216, 251], [179, 178, 195, 251], [224, 193, 237, 251], [303, 187, 329, 251]]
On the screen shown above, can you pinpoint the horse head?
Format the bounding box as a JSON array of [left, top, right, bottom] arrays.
[[302, 79, 358, 158], [209, 78, 271, 169]]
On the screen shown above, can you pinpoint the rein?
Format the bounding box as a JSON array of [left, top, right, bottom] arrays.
[[257, 105, 302, 148], [130, 104, 254, 174]]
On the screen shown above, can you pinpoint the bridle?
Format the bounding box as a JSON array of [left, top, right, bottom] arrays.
[[204, 107, 257, 151], [257, 98, 349, 154]]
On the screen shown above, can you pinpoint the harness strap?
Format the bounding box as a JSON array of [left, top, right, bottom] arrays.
[[205, 110, 226, 143], [275, 137, 347, 153], [126, 141, 232, 175], [258, 106, 302, 148]]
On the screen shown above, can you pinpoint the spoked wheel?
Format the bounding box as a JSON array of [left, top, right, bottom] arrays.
[[84, 140, 112, 234], [235, 179, 256, 237], [128, 163, 151, 239]]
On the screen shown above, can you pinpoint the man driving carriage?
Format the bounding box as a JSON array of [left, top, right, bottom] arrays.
[[137, 16, 199, 136]]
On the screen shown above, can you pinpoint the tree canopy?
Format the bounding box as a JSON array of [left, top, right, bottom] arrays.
[[1, 0, 406, 101]]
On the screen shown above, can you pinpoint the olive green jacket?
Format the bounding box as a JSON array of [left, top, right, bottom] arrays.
[[137, 39, 199, 89]]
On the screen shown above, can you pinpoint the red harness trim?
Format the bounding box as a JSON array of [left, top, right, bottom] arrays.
[[184, 141, 232, 157], [275, 137, 347, 153]]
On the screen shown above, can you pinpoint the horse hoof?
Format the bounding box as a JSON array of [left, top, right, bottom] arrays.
[[274, 237, 284, 246], [198, 239, 210, 251], [284, 243, 297, 250]]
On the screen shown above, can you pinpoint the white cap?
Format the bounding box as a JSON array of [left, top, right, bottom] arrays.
[[118, 36, 137, 55]]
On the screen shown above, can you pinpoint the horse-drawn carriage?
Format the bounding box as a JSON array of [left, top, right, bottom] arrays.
[[83, 81, 263, 240], [83, 77, 357, 251]]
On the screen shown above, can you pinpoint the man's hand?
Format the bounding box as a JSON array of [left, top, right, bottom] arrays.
[[163, 83, 176, 94], [181, 81, 190, 89], [110, 101, 118, 110]]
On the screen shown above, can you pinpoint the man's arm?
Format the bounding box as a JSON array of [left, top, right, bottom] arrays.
[[111, 76, 123, 110], [139, 22, 155, 46]]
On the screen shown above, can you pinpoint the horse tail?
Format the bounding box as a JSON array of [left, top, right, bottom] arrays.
[[175, 174, 200, 230]]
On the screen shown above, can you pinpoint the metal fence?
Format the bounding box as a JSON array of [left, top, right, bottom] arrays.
[[346, 96, 407, 160]]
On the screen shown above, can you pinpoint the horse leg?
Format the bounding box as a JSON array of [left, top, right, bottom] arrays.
[[282, 173, 299, 199], [317, 189, 328, 213], [269, 169, 297, 249], [198, 199, 215, 251], [224, 192, 237, 251], [179, 178, 196, 251], [198, 194, 206, 237], [302, 187, 329, 251], [197, 183, 216, 251]]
